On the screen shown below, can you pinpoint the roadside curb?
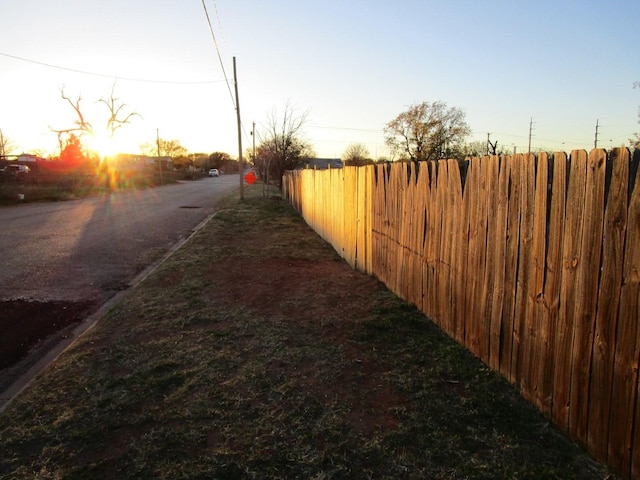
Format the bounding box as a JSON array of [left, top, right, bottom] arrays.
[[0, 210, 219, 414]]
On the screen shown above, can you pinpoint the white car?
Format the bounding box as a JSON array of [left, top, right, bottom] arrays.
[[208, 168, 219, 177]]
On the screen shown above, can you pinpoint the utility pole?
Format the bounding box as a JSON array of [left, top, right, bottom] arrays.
[[527, 117, 534, 155], [594, 119, 600, 149], [0, 129, 6, 157], [233, 57, 244, 200], [156, 127, 163, 184], [252, 121, 264, 197], [252, 121, 256, 161]]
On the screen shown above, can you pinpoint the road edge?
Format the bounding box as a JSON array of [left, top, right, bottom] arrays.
[[0, 210, 219, 414]]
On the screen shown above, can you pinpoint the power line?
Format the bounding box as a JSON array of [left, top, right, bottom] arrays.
[[0, 51, 225, 85], [212, 0, 227, 49], [201, 0, 235, 108], [307, 123, 383, 133]]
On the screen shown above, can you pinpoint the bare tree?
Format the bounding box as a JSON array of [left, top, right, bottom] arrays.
[[384, 101, 471, 162], [256, 102, 312, 189], [488, 137, 498, 155], [98, 82, 141, 138], [51, 85, 140, 156], [631, 81, 640, 149], [0, 129, 16, 158], [342, 143, 372, 166], [51, 87, 94, 153], [461, 140, 512, 158], [140, 138, 187, 158]]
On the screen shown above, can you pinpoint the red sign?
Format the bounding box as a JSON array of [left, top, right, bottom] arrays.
[[244, 171, 257, 185]]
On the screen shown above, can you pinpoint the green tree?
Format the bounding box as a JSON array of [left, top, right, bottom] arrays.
[[59, 133, 97, 171], [384, 101, 471, 162], [208, 152, 237, 173]]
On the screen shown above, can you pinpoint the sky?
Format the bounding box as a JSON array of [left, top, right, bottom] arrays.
[[0, 0, 638, 160]]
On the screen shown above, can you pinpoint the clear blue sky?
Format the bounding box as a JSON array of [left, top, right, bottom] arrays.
[[0, 0, 638, 159]]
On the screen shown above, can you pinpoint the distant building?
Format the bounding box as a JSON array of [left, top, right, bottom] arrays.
[[0, 153, 45, 169], [17, 154, 41, 164], [297, 158, 343, 170]]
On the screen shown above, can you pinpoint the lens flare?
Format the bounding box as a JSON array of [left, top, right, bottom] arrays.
[[88, 132, 120, 159]]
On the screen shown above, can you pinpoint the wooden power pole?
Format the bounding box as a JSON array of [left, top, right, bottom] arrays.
[[233, 57, 244, 200]]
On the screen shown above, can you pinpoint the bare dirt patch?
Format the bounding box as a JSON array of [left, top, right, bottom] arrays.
[[0, 299, 97, 369]]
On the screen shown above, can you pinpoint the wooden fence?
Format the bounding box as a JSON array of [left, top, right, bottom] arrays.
[[282, 148, 640, 479]]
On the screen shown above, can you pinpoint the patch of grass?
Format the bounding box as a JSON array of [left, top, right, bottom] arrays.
[[0, 185, 617, 479]]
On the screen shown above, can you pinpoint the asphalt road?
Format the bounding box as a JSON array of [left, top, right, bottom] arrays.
[[0, 175, 238, 303]]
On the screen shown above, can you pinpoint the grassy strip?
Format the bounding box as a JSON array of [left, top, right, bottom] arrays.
[[0, 186, 616, 479]]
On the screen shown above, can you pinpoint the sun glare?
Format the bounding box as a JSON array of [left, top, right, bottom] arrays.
[[88, 132, 120, 158]]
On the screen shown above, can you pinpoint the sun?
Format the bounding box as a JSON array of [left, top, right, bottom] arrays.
[[87, 131, 121, 159]]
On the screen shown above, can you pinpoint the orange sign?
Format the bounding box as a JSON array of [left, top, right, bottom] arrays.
[[244, 171, 257, 185]]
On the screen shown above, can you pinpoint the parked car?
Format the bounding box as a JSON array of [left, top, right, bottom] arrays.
[[5, 164, 30, 175], [2, 164, 30, 181], [208, 168, 219, 177]]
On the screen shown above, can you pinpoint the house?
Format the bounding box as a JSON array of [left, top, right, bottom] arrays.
[[297, 158, 343, 170], [0, 153, 44, 170]]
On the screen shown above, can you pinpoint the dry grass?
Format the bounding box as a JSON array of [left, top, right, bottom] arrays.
[[0, 185, 616, 479]]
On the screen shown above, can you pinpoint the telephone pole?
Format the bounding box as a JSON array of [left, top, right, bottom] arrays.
[[252, 121, 256, 160], [527, 117, 535, 155], [233, 57, 244, 200], [156, 128, 163, 184]]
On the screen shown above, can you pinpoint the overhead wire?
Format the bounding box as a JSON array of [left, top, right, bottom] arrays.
[[0, 51, 225, 85], [200, 0, 256, 150], [308, 123, 383, 133], [201, 0, 235, 109], [212, 0, 227, 49]]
